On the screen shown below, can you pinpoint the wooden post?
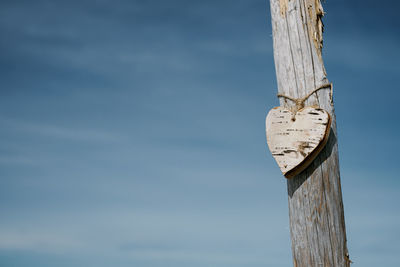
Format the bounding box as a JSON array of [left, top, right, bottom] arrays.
[[268, 0, 350, 266]]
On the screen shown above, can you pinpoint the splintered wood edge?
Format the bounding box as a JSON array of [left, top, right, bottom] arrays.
[[284, 111, 332, 179]]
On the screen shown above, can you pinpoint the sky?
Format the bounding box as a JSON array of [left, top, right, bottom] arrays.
[[0, 0, 400, 266]]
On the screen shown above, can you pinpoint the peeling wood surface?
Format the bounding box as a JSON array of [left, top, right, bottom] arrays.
[[279, 0, 288, 17], [266, 106, 331, 178], [269, 0, 350, 266]]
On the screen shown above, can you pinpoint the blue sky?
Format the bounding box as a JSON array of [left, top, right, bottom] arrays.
[[1, 0, 400, 266]]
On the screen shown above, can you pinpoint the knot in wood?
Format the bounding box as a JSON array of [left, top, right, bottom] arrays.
[[295, 99, 305, 111]]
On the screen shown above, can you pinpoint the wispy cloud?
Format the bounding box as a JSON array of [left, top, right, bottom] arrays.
[[0, 208, 290, 265], [0, 117, 124, 143]]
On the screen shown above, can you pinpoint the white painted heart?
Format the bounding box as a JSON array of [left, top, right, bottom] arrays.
[[265, 106, 331, 178]]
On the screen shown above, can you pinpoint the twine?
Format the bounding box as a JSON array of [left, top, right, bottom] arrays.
[[277, 83, 333, 121]]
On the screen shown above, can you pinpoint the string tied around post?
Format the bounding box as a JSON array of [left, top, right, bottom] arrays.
[[277, 83, 333, 121]]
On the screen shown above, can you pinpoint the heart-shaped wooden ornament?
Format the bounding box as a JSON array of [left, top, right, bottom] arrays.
[[266, 106, 331, 178]]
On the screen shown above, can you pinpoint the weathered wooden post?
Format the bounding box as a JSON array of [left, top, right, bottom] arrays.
[[268, 0, 350, 266]]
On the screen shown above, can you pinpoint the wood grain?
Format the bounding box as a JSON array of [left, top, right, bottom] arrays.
[[269, 0, 350, 266], [266, 106, 331, 178]]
